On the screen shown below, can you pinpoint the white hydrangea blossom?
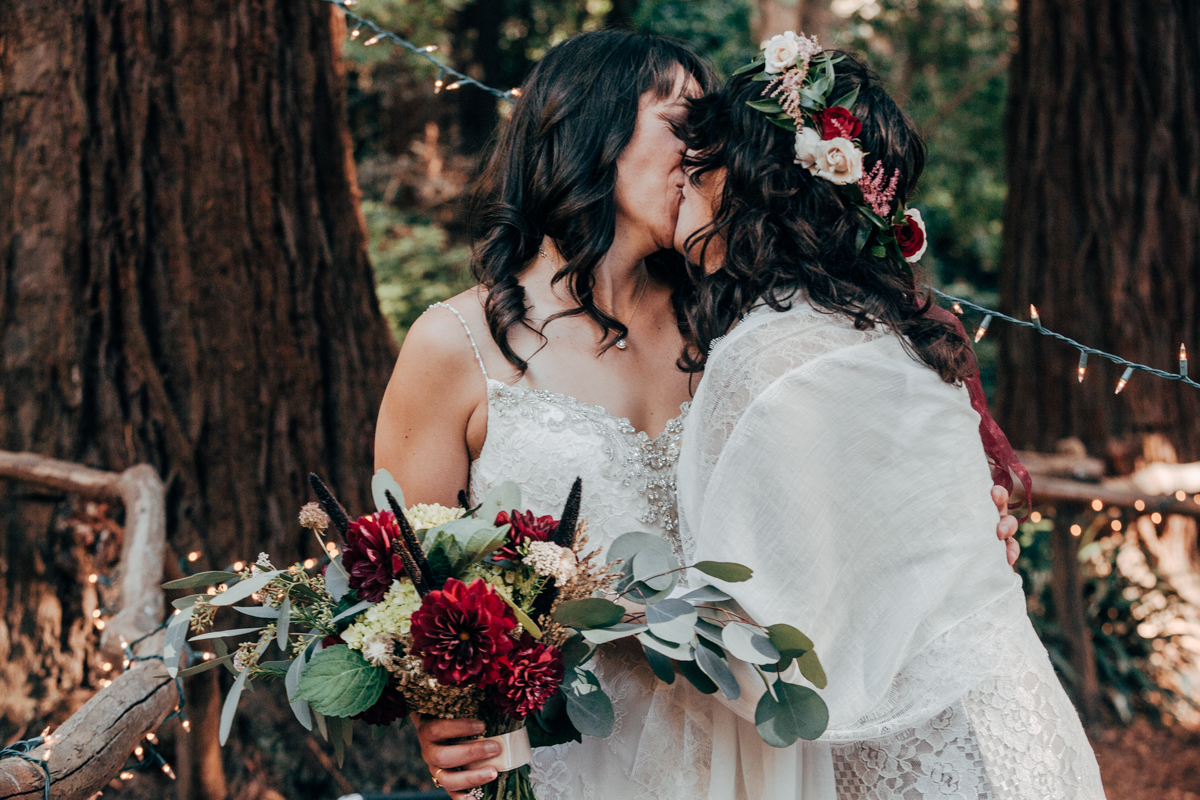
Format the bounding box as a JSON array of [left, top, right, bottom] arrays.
[[405, 503, 465, 531], [523, 541, 578, 584], [342, 579, 423, 648]]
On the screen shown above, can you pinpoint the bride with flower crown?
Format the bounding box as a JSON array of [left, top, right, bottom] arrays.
[[379, 29, 1025, 800]]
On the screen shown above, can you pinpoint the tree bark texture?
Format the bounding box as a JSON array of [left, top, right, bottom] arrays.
[[0, 0, 395, 742], [995, 0, 1200, 460], [753, 0, 831, 46]]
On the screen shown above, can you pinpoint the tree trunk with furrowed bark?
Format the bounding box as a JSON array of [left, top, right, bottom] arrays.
[[0, 0, 397, 795], [994, 0, 1200, 461]]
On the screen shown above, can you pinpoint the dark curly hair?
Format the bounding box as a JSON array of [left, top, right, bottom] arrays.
[[678, 51, 975, 384], [470, 30, 717, 373]]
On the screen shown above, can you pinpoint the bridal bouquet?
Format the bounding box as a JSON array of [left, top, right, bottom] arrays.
[[163, 471, 828, 800]]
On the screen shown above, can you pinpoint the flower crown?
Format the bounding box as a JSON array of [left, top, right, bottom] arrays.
[[735, 32, 928, 266]]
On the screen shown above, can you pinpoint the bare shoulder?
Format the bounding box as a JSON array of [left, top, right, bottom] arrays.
[[399, 287, 488, 369]]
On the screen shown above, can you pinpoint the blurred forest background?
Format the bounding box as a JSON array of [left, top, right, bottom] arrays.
[[2, 0, 1199, 798]]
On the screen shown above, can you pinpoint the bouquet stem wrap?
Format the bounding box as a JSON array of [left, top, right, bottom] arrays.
[[469, 728, 532, 772]]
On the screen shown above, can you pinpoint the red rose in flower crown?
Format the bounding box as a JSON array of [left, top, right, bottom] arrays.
[[409, 578, 518, 685], [485, 634, 565, 718], [893, 208, 928, 263], [494, 509, 558, 561], [814, 106, 862, 141], [341, 511, 405, 602]]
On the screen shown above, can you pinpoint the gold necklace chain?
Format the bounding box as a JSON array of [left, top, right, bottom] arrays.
[[539, 247, 647, 350]]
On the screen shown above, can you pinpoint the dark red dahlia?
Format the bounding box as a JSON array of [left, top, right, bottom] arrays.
[[494, 510, 558, 561], [321, 632, 345, 648], [342, 511, 404, 602], [409, 578, 517, 685], [353, 681, 410, 726], [485, 635, 565, 719]]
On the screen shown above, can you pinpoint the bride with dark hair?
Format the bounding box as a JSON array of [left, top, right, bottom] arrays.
[[670, 36, 1106, 798], [381, 28, 1024, 800]]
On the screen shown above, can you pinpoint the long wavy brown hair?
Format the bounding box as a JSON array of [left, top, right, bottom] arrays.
[[678, 51, 975, 384], [470, 30, 716, 373]]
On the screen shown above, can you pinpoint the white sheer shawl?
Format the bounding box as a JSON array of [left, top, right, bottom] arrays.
[[674, 298, 1030, 796]]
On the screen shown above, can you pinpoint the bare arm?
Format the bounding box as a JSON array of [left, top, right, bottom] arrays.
[[374, 307, 487, 508]]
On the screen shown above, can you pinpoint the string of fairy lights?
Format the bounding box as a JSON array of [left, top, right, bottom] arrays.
[[934, 289, 1196, 395]]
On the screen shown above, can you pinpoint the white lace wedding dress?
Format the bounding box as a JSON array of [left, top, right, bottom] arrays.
[[673, 298, 1107, 800], [431, 302, 695, 800]]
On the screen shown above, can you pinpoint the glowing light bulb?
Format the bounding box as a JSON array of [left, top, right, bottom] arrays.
[[423, 45, 438, 52], [1176, 490, 1187, 501], [952, 302, 963, 315], [162, 763, 176, 779], [1030, 511, 1042, 523], [92, 609, 101, 618], [187, 551, 200, 562], [1111, 520, 1122, 531], [135, 746, 144, 757], [95, 619, 106, 630], [233, 561, 244, 572], [145, 732, 157, 743], [1077, 351, 1088, 383], [89, 574, 99, 584], [1135, 499, 1145, 511], [120, 771, 134, 781], [973, 315, 993, 343], [510, 87, 522, 98], [102, 662, 112, 672], [182, 719, 191, 732], [364, 33, 384, 46], [1091, 499, 1103, 512], [1114, 366, 1134, 394], [304, 558, 317, 569], [1151, 512, 1163, 524], [1030, 305, 1040, 327], [350, 28, 361, 39], [445, 82, 461, 91], [1181, 344, 1188, 378]]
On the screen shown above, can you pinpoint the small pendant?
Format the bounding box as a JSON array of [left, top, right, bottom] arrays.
[[616, 338, 628, 350]]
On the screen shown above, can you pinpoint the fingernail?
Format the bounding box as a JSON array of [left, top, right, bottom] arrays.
[[485, 742, 501, 755], [471, 722, 486, 734]]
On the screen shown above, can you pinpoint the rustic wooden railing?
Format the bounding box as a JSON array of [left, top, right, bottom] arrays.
[[0, 451, 174, 800]]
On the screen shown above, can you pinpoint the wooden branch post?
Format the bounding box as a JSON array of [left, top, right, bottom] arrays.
[[0, 451, 177, 800], [1048, 511, 1103, 729]]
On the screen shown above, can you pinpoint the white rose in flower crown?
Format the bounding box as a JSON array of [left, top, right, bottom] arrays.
[[762, 31, 802, 74], [809, 137, 864, 185], [793, 127, 823, 169]]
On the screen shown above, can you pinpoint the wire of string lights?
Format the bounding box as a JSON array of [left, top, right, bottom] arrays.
[[318, 0, 519, 99], [933, 288, 1196, 395]]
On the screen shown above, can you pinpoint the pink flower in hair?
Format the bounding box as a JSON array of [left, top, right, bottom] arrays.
[[859, 160, 900, 218]]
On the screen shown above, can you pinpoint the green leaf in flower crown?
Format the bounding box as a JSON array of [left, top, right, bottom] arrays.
[[645, 599, 698, 644], [796, 650, 828, 689], [476, 481, 522, 523], [746, 99, 784, 114], [754, 682, 829, 747], [695, 644, 740, 700], [677, 657, 719, 694], [563, 668, 615, 737], [870, 245, 887, 258], [163, 571, 239, 590], [209, 570, 283, 606], [768, 116, 799, 132], [295, 645, 387, 718], [732, 57, 765, 76], [692, 561, 753, 582], [829, 86, 861, 113], [553, 598, 625, 629], [722, 622, 781, 665], [371, 468, 405, 514]]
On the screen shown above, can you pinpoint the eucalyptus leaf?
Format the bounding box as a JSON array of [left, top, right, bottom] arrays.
[[754, 682, 829, 747], [209, 570, 283, 606], [580, 623, 648, 644], [766, 624, 813, 660], [644, 599, 698, 644], [560, 633, 596, 671], [178, 654, 234, 678], [313, 710, 328, 741], [476, 481, 522, 523], [632, 549, 674, 591], [563, 668, 615, 737], [680, 585, 733, 604], [163, 607, 195, 678], [635, 631, 694, 660], [325, 555, 349, 601], [694, 618, 727, 647], [329, 715, 347, 767], [607, 531, 675, 566], [219, 669, 249, 745], [464, 525, 509, 565], [286, 645, 314, 731], [189, 626, 265, 642], [171, 594, 206, 610], [553, 598, 625, 630], [641, 643, 676, 684], [163, 571, 239, 590], [622, 575, 678, 605], [797, 650, 828, 689], [696, 645, 741, 700], [677, 658, 719, 694], [722, 622, 781, 665], [693, 561, 753, 583], [331, 599, 372, 624], [233, 605, 283, 619], [372, 468, 405, 513], [277, 597, 291, 651], [296, 645, 387, 717]]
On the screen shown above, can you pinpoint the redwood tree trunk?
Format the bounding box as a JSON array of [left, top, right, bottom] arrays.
[[995, 0, 1200, 460], [0, 0, 395, 781]]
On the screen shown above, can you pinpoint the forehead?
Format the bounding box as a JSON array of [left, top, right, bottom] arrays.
[[638, 67, 700, 114]]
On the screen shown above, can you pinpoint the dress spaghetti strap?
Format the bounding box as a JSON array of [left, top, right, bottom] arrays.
[[428, 302, 490, 384]]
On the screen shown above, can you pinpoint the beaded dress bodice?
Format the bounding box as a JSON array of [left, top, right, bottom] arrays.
[[431, 302, 692, 799]]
